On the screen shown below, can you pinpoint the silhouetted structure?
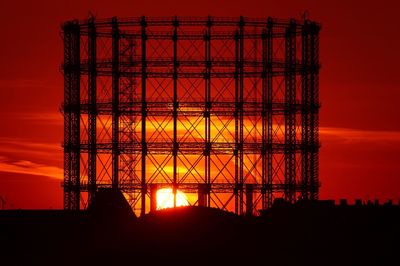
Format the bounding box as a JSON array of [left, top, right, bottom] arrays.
[[1, 194, 399, 265], [62, 16, 320, 215]]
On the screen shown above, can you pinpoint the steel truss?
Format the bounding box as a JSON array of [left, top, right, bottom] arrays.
[[62, 16, 320, 215]]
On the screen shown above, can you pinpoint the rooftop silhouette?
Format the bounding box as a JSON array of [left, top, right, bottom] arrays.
[[0, 188, 399, 265]]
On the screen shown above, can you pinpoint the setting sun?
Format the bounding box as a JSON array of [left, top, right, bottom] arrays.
[[156, 188, 189, 210]]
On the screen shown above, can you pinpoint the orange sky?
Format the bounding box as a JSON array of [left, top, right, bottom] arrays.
[[0, 0, 400, 209]]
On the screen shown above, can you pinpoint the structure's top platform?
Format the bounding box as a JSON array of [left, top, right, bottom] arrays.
[[62, 16, 320, 31]]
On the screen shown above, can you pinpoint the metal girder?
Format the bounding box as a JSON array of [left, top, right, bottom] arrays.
[[63, 20, 80, 210], [112, 17, 120, 189], [204, 16, 212, 207], [284, 19, 297, 203], [141, 16, 147, 216], [310, 22, 320, 200], [87, 18, 97, 205]]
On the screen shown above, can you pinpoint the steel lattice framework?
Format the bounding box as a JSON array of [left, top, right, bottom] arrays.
[[62, 16, 320, 216]]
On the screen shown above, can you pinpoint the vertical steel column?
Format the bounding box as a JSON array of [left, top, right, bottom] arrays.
[[261, 28, 267, 210], [238, 16, 244, 215], [125, 37, 136, 191], [112, 18, 120, 189], [246, 184, 253, 215], [140, 16, 148, 216], [150, 184, 158, 212], [198, 184, 207, 207], [63, 21, 80, 210], [172, 17, 179, 207], [267, 18, 273, 208], [301, 21, 311, 200], [234, 29, 240, 214], [71, 23, 81, 210], [204, 17, 212, 207], [284, 20, 296, 203], [63, 22, 73, 210], [310, 23, 320, 200], [87, 18, 97, 205]]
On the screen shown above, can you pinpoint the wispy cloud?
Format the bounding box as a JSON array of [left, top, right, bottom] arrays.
[[0, 138, 62, 180], [16, 112, 63, 126], [0, 137, 61, 162], [0, 124, 398, 182], [320, 127, 400, 143], [0, 157, 63, 180], [0, 137, 60, 150]]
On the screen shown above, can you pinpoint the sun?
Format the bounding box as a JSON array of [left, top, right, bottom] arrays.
[[156, 188, 189, 210]]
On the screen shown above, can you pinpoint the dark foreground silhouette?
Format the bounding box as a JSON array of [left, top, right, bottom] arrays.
[[0, 189, 399, 266]]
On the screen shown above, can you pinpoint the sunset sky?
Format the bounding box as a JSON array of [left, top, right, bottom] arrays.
[[0, 0, 399, 209]]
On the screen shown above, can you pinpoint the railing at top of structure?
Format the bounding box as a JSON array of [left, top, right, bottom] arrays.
[[62, 16, 320, 31]]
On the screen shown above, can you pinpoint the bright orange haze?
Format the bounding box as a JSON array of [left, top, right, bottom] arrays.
[[0, 0, 400, 209]]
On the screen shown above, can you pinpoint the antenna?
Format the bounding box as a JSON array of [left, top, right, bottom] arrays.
[[88, 11, 97, 20], [301, 10, 310, 21]]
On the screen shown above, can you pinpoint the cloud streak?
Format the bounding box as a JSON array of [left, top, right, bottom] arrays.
[[0, 138, 62, 180], [0, 137, 61, 162], [320, 127, 400, 143], [0, 126, 398, 183], [17, 112, 63, 126], [0, 157, 63, 180]]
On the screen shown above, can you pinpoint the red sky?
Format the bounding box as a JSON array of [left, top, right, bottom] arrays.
[[0, 0, 399, 209]]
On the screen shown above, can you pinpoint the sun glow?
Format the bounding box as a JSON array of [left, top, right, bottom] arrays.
[[156, 188, 189, 210]]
